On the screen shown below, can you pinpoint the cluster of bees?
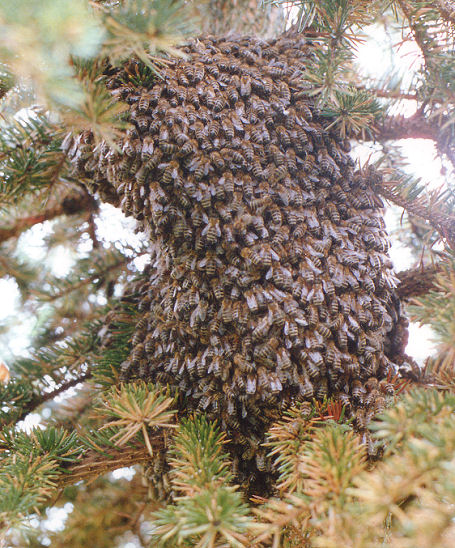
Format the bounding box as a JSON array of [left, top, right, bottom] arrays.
[[68, 34, 406, 478]]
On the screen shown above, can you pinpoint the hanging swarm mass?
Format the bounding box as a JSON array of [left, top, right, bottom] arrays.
[[68, 34, 406, 468]]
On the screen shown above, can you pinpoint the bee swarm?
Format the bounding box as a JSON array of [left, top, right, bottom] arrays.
[[68, 34, 406, 481]]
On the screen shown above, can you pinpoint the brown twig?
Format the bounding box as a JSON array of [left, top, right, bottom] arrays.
[[396, 264, 442, 300], [356, 85, 418, 101], [0, 372, 93, 429], [39, 252, 147, 302], [87, 212, 101, 249], [372, 112, 438, 141], [397, 0, 434, 69], [58, 444, 159, 487], [436, 0, 455, 26], [378, 181, 455, 246], [0, 191, 98, 245]]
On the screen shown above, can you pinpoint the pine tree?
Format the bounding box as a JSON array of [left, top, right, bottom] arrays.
[[1, 1, 455, 546]]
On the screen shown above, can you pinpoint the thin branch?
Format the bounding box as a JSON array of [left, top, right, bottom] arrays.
[[87, 212, 101, 249], [371, 112, 438, 141], [41, 252, 147, 302], [396, 264, 442, 300], [0, 191, 98, 245], [357, 85, 418, 101], [436, 0, 455, 26], [0, 372, 93, 428], [58, 443, 159, 487], [396, 0, 434, 68], [378, 181, 455, 245]]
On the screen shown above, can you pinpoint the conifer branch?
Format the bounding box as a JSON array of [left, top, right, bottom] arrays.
[[0, 191, 98, 245], [3, 372, 93, 429], [38, 252, 146, 303], [396, 0, 434, 68], [375, 178, 455, 246], [436, 0, 455, 25], [396, 264, 442, 300], [373, 112, 438, 141], [58, 445, 156, 487]]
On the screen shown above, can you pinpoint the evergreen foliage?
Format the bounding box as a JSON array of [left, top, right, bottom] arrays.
[[1, 1, 455, 546]]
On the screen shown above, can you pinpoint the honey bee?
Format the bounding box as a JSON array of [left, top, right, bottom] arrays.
[[325, 344, 341, 369], [239, 75, 252, 97], [233, 353, 255, 374], [188, 286, 200, 308], [206, 63, 220, 78], [256, 450, 268, 472], [138, 138, 154, 164], [272, 164, 288, 183], [206, 120, 220, 139], [220, 298, 233, 323], [316, 378, 328, 399], [249, 126, 263, 144], [276, 125, 291, 147], [240, 247, 261, 267], [135, 114, 150, 133], [159, 142, 179, 155], [131, 342, 145, 364], [150, 85, 162, 104], [172, 217, 186, 238], [299, 377, 314, 398], [233, 301, 248, 327], [149, 119, 161, 135], [133, 165, 147, 187], [159, 160, 179, 185], [198, 252, 218, 277], [337, 328, 348, 350], [185, 87, 199, 108], [225, 83, 239, 104], [267, 204, 282, 226], [217, 117, 234, 139], [122, 139, 136, 158], [249, 98, 264, 118], [175, 85, 187, 103], [351, 380, 365, 400], [245, 289, 258, 313], [191, 62, 204, 82], [246, 374, 257, 394], [304, 304, 317, 328]]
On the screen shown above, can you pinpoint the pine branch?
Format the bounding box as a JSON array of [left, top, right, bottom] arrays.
[[436, 0, 455, 25], [372, 111, 438, 141], [396, 0, 435, 69], [0, 372, 93, 429], [0, 190, 98, 245], [37, 251, 146, 303], [0, 112, 72, 203], [150, 416, 252, 547], [396, 264, 442, 300], [58, 445, 156, 487], [373, 176, 455, 246], [0, 317, 103, 430], [408, 260, 455, 368]]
